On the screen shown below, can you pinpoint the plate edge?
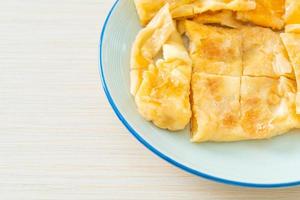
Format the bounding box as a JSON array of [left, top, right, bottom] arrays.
[[98, 0, 300, 189]]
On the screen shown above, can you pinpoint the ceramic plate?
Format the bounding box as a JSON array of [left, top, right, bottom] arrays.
[[99, 0, 300, 188]]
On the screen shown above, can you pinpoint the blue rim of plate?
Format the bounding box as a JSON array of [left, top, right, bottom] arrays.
[[98, 0, 300, 188]]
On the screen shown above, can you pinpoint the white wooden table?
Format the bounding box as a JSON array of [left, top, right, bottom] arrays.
[[1, 0, 300, 199]]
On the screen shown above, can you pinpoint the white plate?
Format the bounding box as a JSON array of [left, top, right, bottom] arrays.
[[99, 0, 300, 188]]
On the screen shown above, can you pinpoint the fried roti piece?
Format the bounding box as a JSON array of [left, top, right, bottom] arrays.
[[285, 0, 300, 25], [191, 0, 255, 14], [242, 26, 294, 78], [133, 0, 195, 26], [185, 20, 243, 76], [130, 4, 175, 95], [132, 5, 192, 131], [135, 31, 192, 131], [191, 74, 300, 142], [281, 33, 300, 114], [191, 73, 245, 142], [237, 0, 285, 30], [134, 0, 255, 26], [192, 10, 241, 28], [240, 76, 300, 139]]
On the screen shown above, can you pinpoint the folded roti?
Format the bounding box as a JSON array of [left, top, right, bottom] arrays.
[[237, 0, 285, 30], [135, 31, 192, 131], [133, 6, 192, 131], [134, 0, 255, 26], [130, 4, 175, 95], [192, 10, 241, 28]]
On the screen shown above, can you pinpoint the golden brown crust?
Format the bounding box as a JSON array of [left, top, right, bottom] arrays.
[[134, 0, 256, 26], [236, 0, 285, 30], [135, 30, 192, 131], [130, 4, 175, 95], [240, 76, 300, 139], [191, 73, 244, 142], [285, 0, 300, 25], [132, 0, 300, 142], [281, 33, 300, 114], [185, 21, 243, 76], [191, 75, 300, 142], [241, 26, 294, 79], [192, 10, 242, 28]]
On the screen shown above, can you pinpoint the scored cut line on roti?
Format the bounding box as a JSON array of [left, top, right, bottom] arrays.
[[191, 74, 300, 142], [281, 33, 300, 114], [130, 1, 300, 142]]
